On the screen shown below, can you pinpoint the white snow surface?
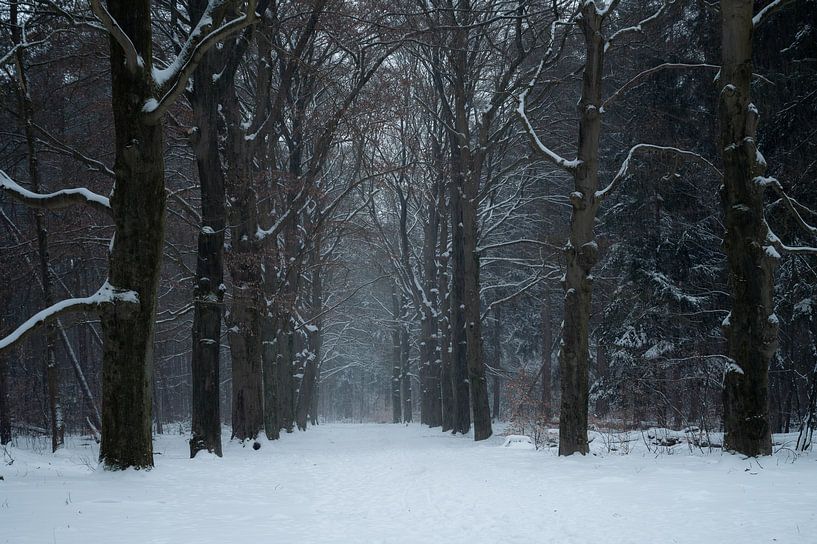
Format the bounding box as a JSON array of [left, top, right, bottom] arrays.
[[2, 423, 816, 543]]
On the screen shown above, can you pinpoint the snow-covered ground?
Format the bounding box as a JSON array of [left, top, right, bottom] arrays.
[[2, 423, 815, 544]]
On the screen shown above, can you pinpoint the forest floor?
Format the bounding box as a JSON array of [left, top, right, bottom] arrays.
[[1, 423, 815, 544]]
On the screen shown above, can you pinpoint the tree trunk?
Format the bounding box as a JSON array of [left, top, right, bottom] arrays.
[[718, 0, 774, 457], [421, 180, 442, 427], [391, 285, 402, 423], [99, 0, 168, 469], [462, 185, 491, 440], [439, 199, 454, 432], [275, 209, 301, 435], [0, 313, 10, 445], [188, 0, 226, 456], [296, 239, 323, 431], [12, 0, 63, 453], [558, 4, 603, 456], [541, 286, 552, 419], [309, 364, 320, 426], [449, 165, 471, 435], [225, 84, 264, 442], [492, 305, 502, 421], [401, 299, 412, 423], [261, 313, 280, 440]]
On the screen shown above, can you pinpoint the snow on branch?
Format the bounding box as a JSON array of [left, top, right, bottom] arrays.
[[759, 176, 817, 257], [89, 0, 141, 73], [605, 0, 671, 52], [766, 230, 817, 257], [596, 144, 720, 202], [0, 34, 59, 67], [515, 58, 579, 173], [0, 281, 138, 353], [758, 176, 817, 237], [144, 0, 259, 123], [0, 169, 111, 216], [753, 0, 796, 28]]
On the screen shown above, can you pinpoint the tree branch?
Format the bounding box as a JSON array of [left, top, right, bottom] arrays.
[[89, 0, 141, 74], [753, 0, 797, 28], [0, 169, 111, 216], [145, 0, 259, 124], [759, 176, 817, 237], [595, 144, 720, 202], [0, 281, 138, 353], [605, 0, 671, 52]]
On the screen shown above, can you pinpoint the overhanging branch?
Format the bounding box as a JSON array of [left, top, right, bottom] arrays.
[[0, 170, 111, 216]]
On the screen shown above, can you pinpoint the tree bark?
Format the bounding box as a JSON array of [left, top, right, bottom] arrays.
[[438, 190, 455, 432], [391, 284, 403, 423], [492, 305, 502, 421], [225, 81, 264, 442], [558, 4, 603, 456], [188, 0, 226, 457], [719, 0, 774, 456], [421, 185, 442, 428], [11, 0, 63, 454], [401, 295, 412, 423], [98, 0, 167, 469], [296, 238, 323, 431], [0, 313, 10, 445], [541, 286, 552, 419], [463, 182, 491, 440], [448, 168, 471, 434]]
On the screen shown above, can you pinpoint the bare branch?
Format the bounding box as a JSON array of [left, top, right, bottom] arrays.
[[603, 63, 774, 111], [753, 0, 797, 28], [605, 0, 671, 52], [595, 144, 720, 202], [759, 176, 817, 237]]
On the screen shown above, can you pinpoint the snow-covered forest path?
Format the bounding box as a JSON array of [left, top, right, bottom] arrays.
[[2, 424, 816, 543]]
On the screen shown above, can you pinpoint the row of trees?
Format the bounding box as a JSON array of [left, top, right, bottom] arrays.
[[1, 0, 815, 469]]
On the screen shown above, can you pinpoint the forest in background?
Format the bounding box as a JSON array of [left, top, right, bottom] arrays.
[[0, 0, 815, 469]]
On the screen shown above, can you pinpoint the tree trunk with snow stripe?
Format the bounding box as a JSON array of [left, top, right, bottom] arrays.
[[718, 0, 774, 457]]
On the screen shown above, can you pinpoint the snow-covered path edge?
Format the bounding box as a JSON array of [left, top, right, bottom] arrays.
[[1, 423, 815, 544]]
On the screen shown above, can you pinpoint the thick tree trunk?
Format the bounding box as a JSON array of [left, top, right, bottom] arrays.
[[719, 0, 774, 456], [225, 86, 264, 442], [188, 3, 225, 456], [227, 277, 264, 442], [558, 4, 603, 456], [98, 0, 168, 469], [261, 313, 280, 440]]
